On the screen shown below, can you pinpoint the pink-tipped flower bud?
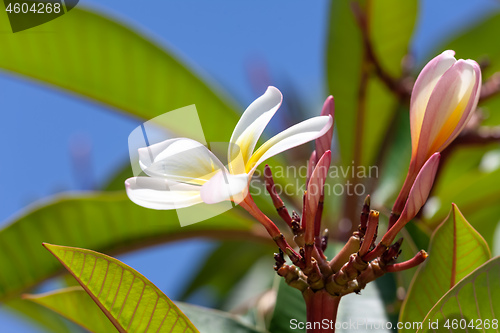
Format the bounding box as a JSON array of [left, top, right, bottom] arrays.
[[304, 151, 331, 245], [410, 50, 481, 169], [392, 51, 481, 217], [315, 96, 335, 163]]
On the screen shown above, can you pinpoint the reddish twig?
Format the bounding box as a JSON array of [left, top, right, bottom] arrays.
[[385, 250, 428, 272], [264, 165, 293, 227], [239, 195, 304, 268], [350, 1, 411, 100], [480, 72, 500, 102]]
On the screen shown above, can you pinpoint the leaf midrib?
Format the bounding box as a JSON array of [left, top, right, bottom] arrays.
[[43, 244, 127, 333]]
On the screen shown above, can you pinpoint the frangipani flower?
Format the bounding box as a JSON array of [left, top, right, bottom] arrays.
[[125, 86, 333, 210], [410, 50, 481, 169], [391, 51, 481, 219]]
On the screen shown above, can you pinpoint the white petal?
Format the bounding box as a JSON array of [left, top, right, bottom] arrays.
[[125, 177, 203, 210], [246, 115, 333, 174], [200, 171, 249, 205], [138, 138, 224, 185], [228, 86, 282, 171]]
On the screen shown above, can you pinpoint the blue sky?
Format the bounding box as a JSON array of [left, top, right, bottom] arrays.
[[1, 0, 499, 331]]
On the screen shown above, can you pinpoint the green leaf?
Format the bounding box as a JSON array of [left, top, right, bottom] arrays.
[[24, 286, 117, 333], [178, 303, 266, 333], [268, 279, 305, 333], [220, 257, 275, 316], [43, 243, 200, 333], [5, 298, 74, 333], [0, 6, 239, 142], [441, 13, 500, 76], [326, 0, 416, 167], [103, 164, 134, 192], [25, 286, 265, 333], [369, 0, 417, 78], [423, 145, 500, 247], [399, 204, 491, 330], [336, 283, 390, 332], [416, 256, 500, 333], [326, 0, 362, 167], [372, 107, 411, 207], [180, 241, 273, 308], [0, 192, 261, 302], [362, 78, 398, 167]]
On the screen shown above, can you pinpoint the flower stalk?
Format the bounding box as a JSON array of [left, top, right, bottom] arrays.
[[304, 290, 341, 333], [264, 164, 293, 227], [385, 250, 428, 273], [238, 195, 304, 268]]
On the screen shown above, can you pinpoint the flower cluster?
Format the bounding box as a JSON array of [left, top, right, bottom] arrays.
[[125, 50, 481, 301]]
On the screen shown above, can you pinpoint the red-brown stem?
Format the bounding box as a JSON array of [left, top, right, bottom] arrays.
[[306, 151, 330, 249], [389, 159, 418, 228], [239, 195, 303, 265], [314, 194, 324, 249], [385, 250, 428, 272], [350, 1, 410, 99], [312, 245, 332, 276], [453, 129, 500, 146], [381, 210, 415, 250], [359, 210, 379, 257], [480, 72, 500, 102], [304, 203, 316, 247], [264, 165, 293, 227], [304, 289, 341, 333], [304, 244, 314, 270], [302, 190, 315, 267], [362, 243, 387, 263], [356, 259, 386, 288], [302, 191, 307, 229]]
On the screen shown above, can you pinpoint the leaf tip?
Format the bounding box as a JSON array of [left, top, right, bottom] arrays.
[[42, 242, 60, 256]]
